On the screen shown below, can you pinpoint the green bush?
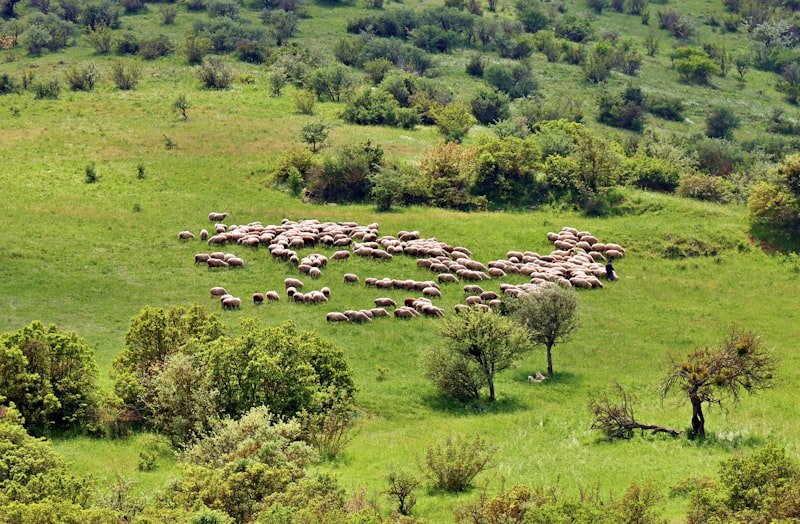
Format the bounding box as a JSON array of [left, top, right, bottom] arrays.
[[423, 435, 496, 492], [139, 35, 173, 59], [306, 141, 383, 202], [183, 34, 212, 65], [677, 173, 733, 204], [114, 32, 140, 55], [32, 78, 61, 99], [110, 60, 142, 90], [470, 86, 510, 125], [0, 73, 22, 94], [64, 62, 100, 91], [196, 57, 232, 89], [483, 62, 536, 99], [646, 93, 684, 121]]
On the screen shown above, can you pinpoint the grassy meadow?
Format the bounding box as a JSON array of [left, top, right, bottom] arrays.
[[3, 0, 800, 520]]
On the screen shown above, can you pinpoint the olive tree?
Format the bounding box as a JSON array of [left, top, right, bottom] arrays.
[[661, 327, 776, 438], [507, 284, 580, 377]]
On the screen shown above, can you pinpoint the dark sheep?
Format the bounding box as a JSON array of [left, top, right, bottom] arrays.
[[253, 293, 264, 305]]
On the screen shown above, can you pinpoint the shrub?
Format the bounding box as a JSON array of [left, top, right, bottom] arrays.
[[596, 85, 645, 131], [432, 102, 477, 143], [299, 398, 361, 460], [184, 0, 207, 10], [306, 141, 383, 201], [299, 120, 332, 153], [110, 60, 142, 90], [271, 147, 317, 184], [554, 14, 592, 42], [646, 93, 684, 121], [470, 86, 510, 125], [483, 62, 537, 99], [465, 52, 485, 77], [706, 106, 740, 140], [138, 34, 173, 59], [85, 24, 113, 54], [422, 345, 484, 400], [677, 173, 733, 203], [183, 34, 212, 65], [625, 152, 680, 191], [208, 0, 239, 17], [161, 4, 178, 24], [341, 87, 404, 127], [384, 471, 420, 516], [84, 161, 98, 183], [694, 137, 743, 177], [196, 57, 232, 89], [673, 47, 719, 84], [747, 181, 800, 231], [115, 32, 140, 55], [293, 89, 316, 114], [423, 435, 496, 492], [64, 62, 100, 91], [0, 73, 21, 94], [32, 78, 61, 99]]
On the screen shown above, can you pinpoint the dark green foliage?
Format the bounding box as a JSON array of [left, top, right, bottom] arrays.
[[470, 86, 510, 125], [432, 101, 476, 143], [645, 93, 684, 121], [341, 87, 418, 128], [84, 161, 98, 183], [625, 152, 680, 192], [472, 135, 541, 205], [465, 52, 485, 77], [411, 24, 459, 53], [138, 34, 173, 59], [161, 4, 178, 25], [363, 58, 393, 84], [306, 141, 383, 202], [694, 137, 743, 177], [82, 0, 121, 30], [261, 9, 297, 46], [359, 38, 433, 75], [422, 342, 485, 400], [516, 0, 550, 32], [554, 14, 592, 42], [597, 84, 646, 131], [657, 8, 695, 39], [208, 0, 239, 18], [22, 13, 76, 55], [423, 434, 496, 492], [483, 61, 537, 99], [299, 398, 361, 460], [196, 57, 233, 89], [193, 17, 267, 53], [767, 109, 800, 135], [306, 64, 355, 102], [85, 24, 113, 54], [114, 32, 140, 55], [299, 119, 330, 151], [31, 78, 61, 99], [706, 106, 740, 140], [0, 321, 98, 435], [673, 47, 720, 84], [0, 73, 21, 95], [369, 161, 430, 210]]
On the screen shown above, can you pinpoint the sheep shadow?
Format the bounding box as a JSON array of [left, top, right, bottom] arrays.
[[512, 370, 581, 387]]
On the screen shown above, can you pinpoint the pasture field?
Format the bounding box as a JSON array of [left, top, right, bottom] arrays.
[[2, 0, 800, 520]]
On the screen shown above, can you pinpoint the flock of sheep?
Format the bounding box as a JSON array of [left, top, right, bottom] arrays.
[[178, 213, 625, 321]]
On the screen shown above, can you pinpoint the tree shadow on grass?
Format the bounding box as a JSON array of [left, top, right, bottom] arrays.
[[420, 393, 527, 416], [682, 430, 766, 451]]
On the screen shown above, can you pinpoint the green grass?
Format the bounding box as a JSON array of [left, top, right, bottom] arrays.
[[3, 0, 800, 521]]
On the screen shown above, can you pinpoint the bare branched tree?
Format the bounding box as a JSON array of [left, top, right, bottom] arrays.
[[590, 383, 681, 440]]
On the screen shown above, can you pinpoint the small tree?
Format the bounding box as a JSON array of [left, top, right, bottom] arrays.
[[705, 106, 740, 140], [299, 120, 331, 152], [507, 284, 580, 377], [432, 101, 477, 143], [661, 327, 776, 438], [196, 57, 232, 89], [173, 93, 189, 120], [293, 89, 316, 114], [589, 382, 681, 440], [384, 470, 420, 516], [437, 309, 532, 401]]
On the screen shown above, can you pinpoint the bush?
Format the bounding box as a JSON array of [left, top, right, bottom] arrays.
[[470, 86, 510, 125], [422, 345, 484, 400], [183, 34, 212, 65], [677, 173, 733, 203], [465, 53, 485, 77], [341, 87, 403, 127], [85, 24, 113, 54], [208, 0, 239, 17], [64, 62, 100, 91], [0, 73, 21, 94], [484, 62, 536, 99], [706, 106, 740, 140], [293, 89, 316, 114], [646, 93, 684, 121], [138, 35, 173, 59], [271, 147, 317, 184], [625, 152, 680, 191], [306, 141, 383, 202], [110, 60, 142, 90], [196, 57, 232, 89], [554, 14, 592, 42], [423, 435, 496, 492], [114, 32, 140, 55], [161, 4, 178, 24], [32, 78, 61, 99]]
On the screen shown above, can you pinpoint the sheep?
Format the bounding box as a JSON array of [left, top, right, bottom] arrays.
[[292, 292, 306, 303], [214, 224, 227, 234], [488, 267, 507, 278], [321, 287, 331, 298], [309, 267, 322, 279], [373, 297, 396, 308], [463, 285, 484, 295], [422, 287, 442, 298], [208, 212, 229, 222], [286, 286, 297, 298], [466, 295, 485, 306], [285, 278, 304, 289], [454, 304, 471, 315], [341, 273, 358, 284], [200, 229, 209, 241], [370, 307, 390, 318], [438, 273, 459, 284], [364, 277, 377, 287], [227, 257, 244, 267], [345, 310, 372, 323], [195, 253, 211, 264], [480, 291, 499, 301], [394, 306, 419, 319], [327, 312, 349, 322], [207, 258, 229, 268], [420, 304, 445, 317], [221, 297, 241, 310], [253, 293, 264, 305], [331, 250, 350, 260], [375, 279, 394, 290], [178, 230, 195, 240], [266, 291, 280, 302], [210, 286, 228, 298]]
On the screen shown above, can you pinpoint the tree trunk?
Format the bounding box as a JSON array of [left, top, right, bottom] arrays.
[[546, 345, 553, 377], [487, 378, 495, 402], [690, 396, 705, 438]]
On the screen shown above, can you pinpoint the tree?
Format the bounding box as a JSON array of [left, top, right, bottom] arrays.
[[589, 383, 681, 440], [705, 106, 740, 140], [0, 321, 98, 435], [299, 120, 331, 152], [661, 327, 776, 438], [672, 47, 719, 84], [470, 86, 510, 125], [432, 102, 476, 143], [173, 93, 189, 120], [507, 284, 580, 377], [436, 309, 532, 401]]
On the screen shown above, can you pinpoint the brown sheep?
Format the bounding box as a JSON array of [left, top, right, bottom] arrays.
[[394, 306, 419, 319], [480, 291, 499, 301], [463, 285, 484, 295], [454, 304, 471, 315], [370, 307, 390, 318], [321, 287, 331, 298], [375, 279, 394, 290], [266, 291, 280, 302], [200, 229, 209, 241], [345, 310, 372, 323], [488, 267, 507, 278], [327, 312, 349, 322], [227, 257, 244, 267], [364, 277, 377, 287], [285, 278, 304, 289], [438, 273, 459, 284], [343, 273, 360, 284], [374, 297, 397, 308], [210, 286, 228, 298], [466, 295, 485, 306], [195, 253, 211, 264], [178, 230, 195, 240], [331, 250, 350, 260], [208, 212, 229, 222], [253, 293, 264, 305]]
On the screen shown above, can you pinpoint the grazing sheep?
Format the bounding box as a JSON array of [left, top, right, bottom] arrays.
[[253, 293, 264, 305], [210, 286, 227, 297], [463, 285, 484, 295], [200, 229, 209, 241], [298, 264, 312, 274], [420, 304, 446, 317], [222, 297, 241, 310], [422, 287, 442, 298], [292, 292, 306, 303], [214, 224, 227, 234], [438, 273, 459, 284], [327, 312, 349, 322], [178, 230, 195, 240], [454, 304, 471, 315], [480, 291, 499, 301], [285, 278, 304, 289], [321, 287, 331, 298], [286, 286, 297, 297], [394, 306, 419, 319], [370, 307, 390, 318], [375, 279, 394, 290], [208, 212, 229, 222], [331, 250, 350, 260], [343, 273, 360, 284], [266, 291, 280, 302], [345, 310, 372, 323], [364, 277, 377, 287], [374, 297, 397, 308], [195, 253, 211, 264], [228, 257, 244, 267], [309, 267, 322, 279], [466, 295, 485, 306], [207, 258, 229, 268], [488, 268, 507, 278]]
